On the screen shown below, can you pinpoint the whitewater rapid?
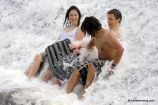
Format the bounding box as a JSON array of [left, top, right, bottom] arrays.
[[0, 0, 158, 105]]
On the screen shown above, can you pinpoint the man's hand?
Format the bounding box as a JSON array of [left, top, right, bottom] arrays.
[[107, 68, 114, 76], [107, 63, 116, 76], [69, 43, 81, 55]]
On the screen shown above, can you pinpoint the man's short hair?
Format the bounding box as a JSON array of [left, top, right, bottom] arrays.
[[107, 9, 122, 23]]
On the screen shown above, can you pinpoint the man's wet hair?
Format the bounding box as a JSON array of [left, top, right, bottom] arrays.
[[107, 9, 122, 23], [81, 16, 102, 37]]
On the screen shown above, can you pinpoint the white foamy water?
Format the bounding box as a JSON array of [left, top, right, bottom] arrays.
[[0, 0, 158, 105]]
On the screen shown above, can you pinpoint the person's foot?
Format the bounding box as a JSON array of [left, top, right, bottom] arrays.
[[78, 86, 85, 99], [78, 94, 84, 100], [24, 70, 28, 77], [52, 79, 62, 86], [107, 68, 114, 75]]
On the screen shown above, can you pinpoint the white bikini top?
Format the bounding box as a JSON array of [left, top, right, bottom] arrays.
[[60, 28, 78, 41]]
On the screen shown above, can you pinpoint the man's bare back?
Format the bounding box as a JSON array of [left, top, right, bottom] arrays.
[[88, 28, 123, 65]]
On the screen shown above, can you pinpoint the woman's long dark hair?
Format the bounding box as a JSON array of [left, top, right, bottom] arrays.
[[64, 5, 81, 27], [81, 16, 102, 37]]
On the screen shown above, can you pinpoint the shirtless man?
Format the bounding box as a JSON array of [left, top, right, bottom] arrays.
[[107, 9, 122, 39], [66, 16, 124, 98]]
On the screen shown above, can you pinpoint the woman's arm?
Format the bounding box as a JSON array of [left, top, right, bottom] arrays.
[[75, 28, 84, 41]]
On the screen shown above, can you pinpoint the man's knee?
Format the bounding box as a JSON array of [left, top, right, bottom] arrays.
[[72, 69, 80, 76], [88, 63, 96, 73], [85, 63, 96, 88]]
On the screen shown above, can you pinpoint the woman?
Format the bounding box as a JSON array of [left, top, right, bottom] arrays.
[[24, 6, 84, 80]]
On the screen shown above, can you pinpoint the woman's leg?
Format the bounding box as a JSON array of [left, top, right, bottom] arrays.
[[40, 68, 52, 82], [24, 53, 44, 79], [51, 79, 62, 86]]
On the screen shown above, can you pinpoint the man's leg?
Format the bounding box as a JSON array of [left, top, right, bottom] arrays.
[[66, 68, 80, 93], [85, 63, 96, 88], [78, 63, 96, 98]]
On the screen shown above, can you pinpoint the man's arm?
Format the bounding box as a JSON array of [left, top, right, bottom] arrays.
[[107, 31, 124, 65], [87, 37, 95, 49]]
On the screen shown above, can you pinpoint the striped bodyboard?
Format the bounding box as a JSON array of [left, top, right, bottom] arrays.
[[45, 39, 73, 80]]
